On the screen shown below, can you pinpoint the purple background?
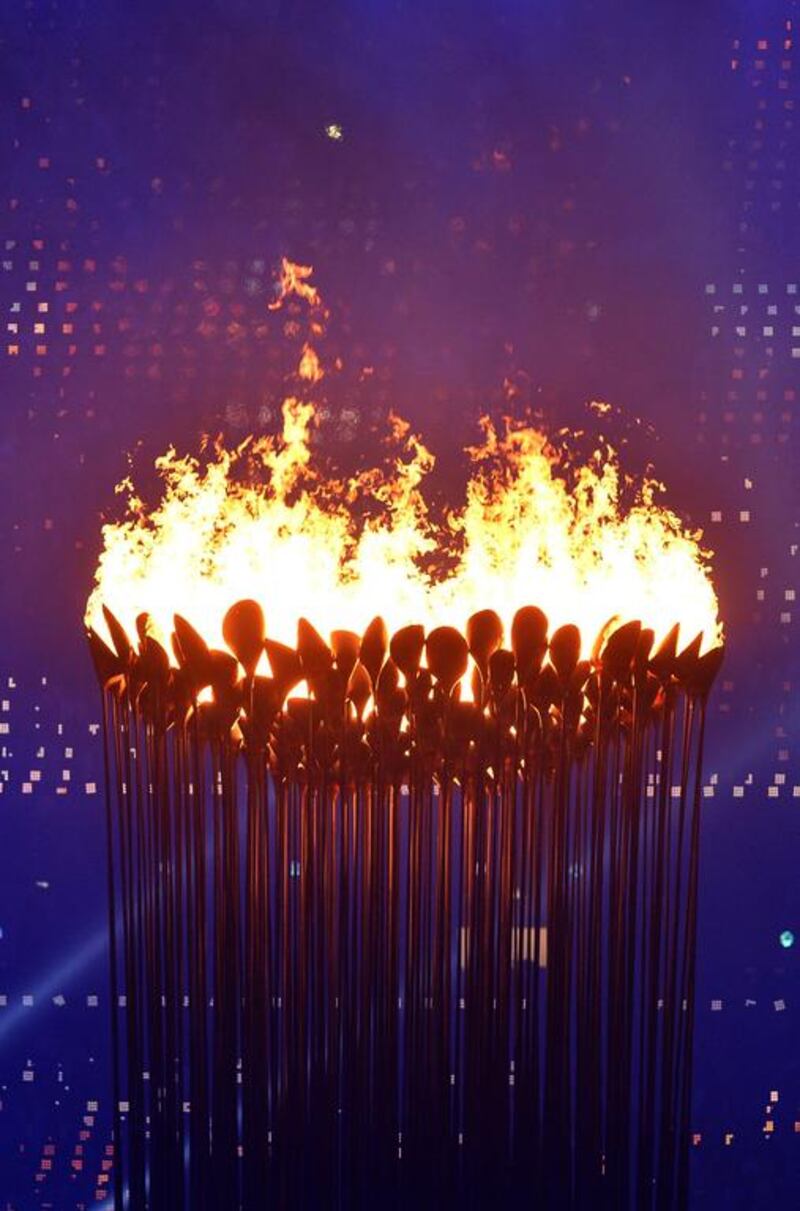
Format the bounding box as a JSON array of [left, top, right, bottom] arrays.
[[0, 1, 798, 1205]]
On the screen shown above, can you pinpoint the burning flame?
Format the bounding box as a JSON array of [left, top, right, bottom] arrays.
[[86, 404, 720, 657], [85, 260, 721, 659]]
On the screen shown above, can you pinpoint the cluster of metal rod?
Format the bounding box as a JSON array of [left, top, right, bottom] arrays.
[[88, 600, 723, 1210]]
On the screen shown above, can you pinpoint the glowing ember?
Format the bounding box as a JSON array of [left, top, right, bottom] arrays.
[[85, 259, 721, 656]]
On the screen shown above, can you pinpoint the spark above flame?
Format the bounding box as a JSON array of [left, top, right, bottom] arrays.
[[85, 400, 721, 659]]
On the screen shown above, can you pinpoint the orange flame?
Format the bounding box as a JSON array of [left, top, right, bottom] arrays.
[[298, 343, 323, 382], [268, 257, 322, 311], [86, 401, 720, 657], [85, 258, 721, 659]]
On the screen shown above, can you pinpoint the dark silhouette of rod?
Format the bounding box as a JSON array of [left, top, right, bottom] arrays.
[[88, 600, 723, 1210]]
